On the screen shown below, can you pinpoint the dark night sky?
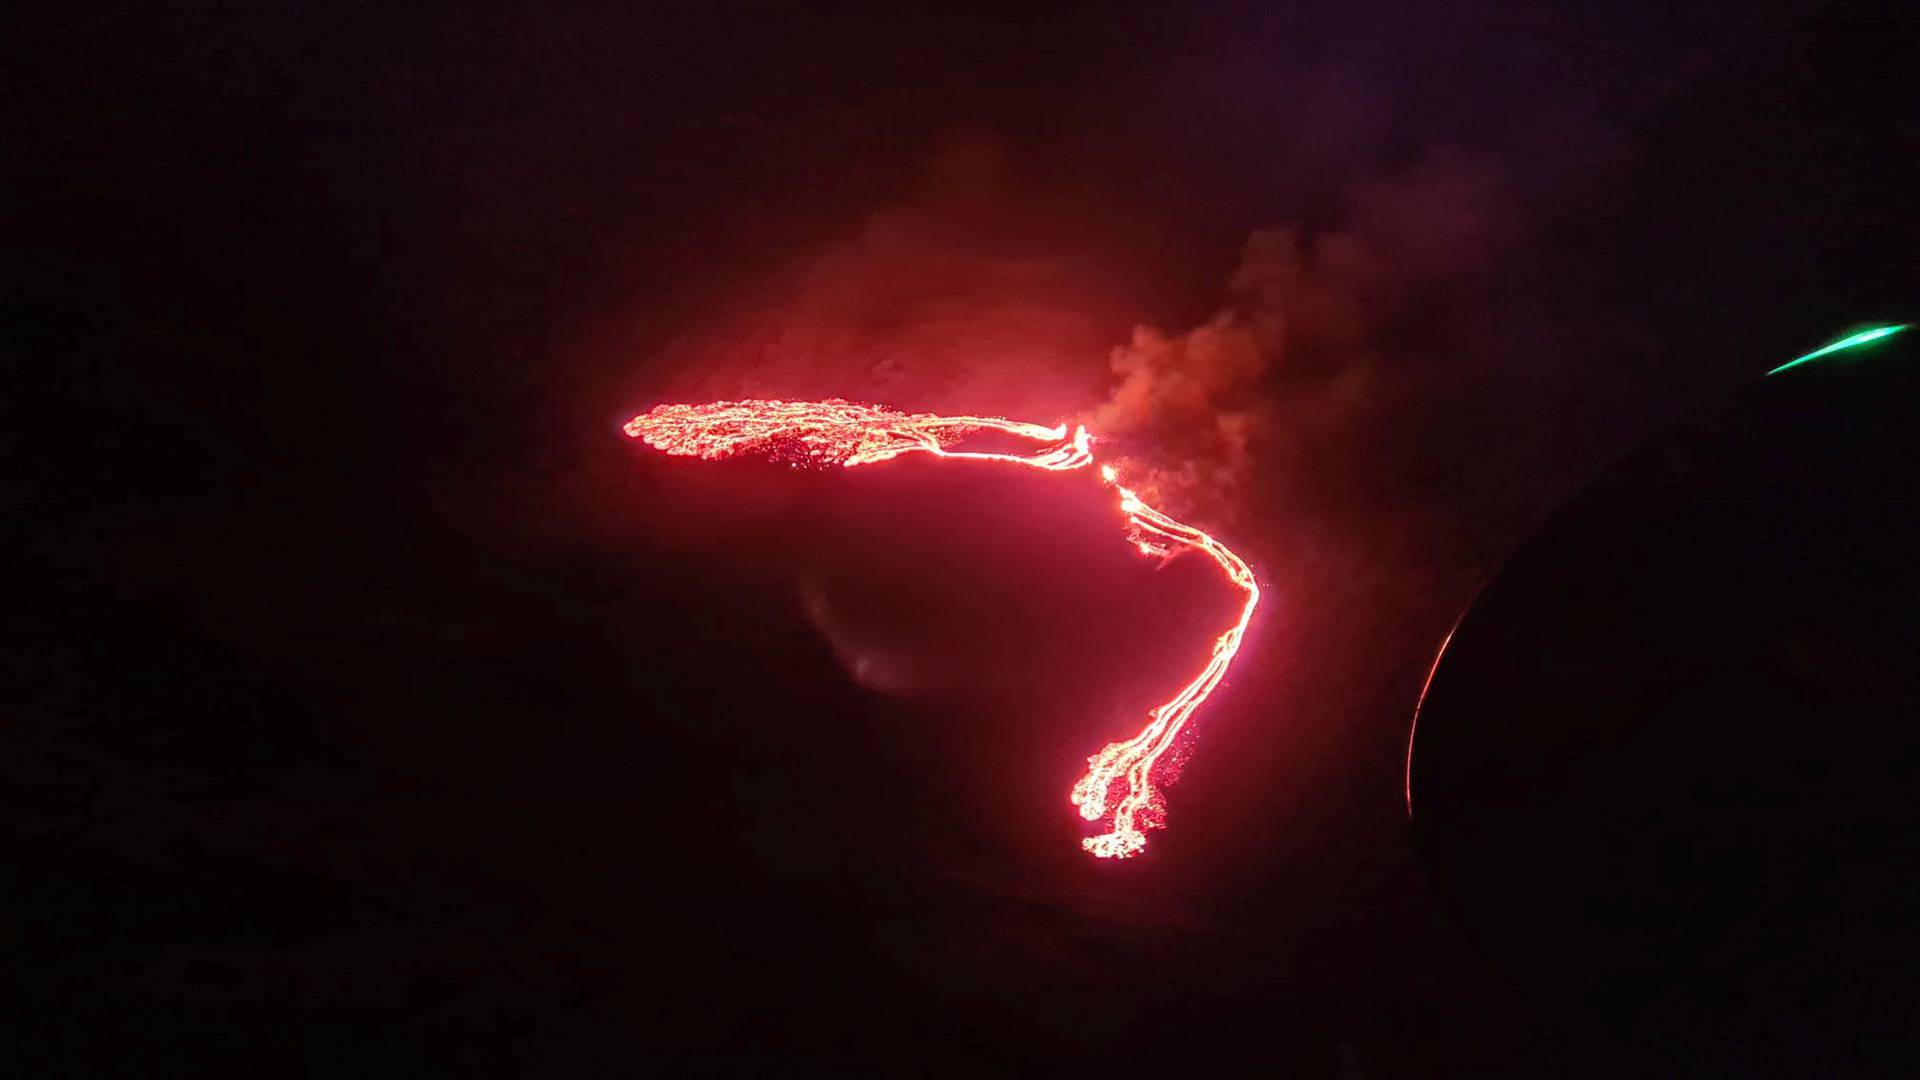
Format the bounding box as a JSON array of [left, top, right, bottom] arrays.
[[8, 1, 1917, 1074]]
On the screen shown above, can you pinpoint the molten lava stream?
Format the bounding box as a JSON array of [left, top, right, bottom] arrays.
[[626, 398, 1261, 858]]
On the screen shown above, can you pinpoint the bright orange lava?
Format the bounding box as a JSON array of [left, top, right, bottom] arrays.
[[625, 398, 1260, 859]]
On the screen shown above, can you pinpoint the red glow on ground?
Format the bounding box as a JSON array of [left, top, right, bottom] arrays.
[[625, 398, 1260, 859]]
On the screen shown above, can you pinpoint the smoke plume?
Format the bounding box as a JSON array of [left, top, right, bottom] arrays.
[[645, 140, 1508, 521], [1088, 152, 1507, 516]]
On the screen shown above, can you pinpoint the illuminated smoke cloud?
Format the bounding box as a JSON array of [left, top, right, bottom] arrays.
[[630, 142, 1507, 728], [647, 140, 1505, 524], [1088, 152, 1507, 516]]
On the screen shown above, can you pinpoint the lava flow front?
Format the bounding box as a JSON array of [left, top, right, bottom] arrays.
[[626, 398, 1261, 859]]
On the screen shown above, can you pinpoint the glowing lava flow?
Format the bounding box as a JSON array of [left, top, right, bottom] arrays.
[[625, 398, 1260, 859]]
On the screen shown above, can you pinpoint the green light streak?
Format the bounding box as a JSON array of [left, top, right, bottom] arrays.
[[1766, 324, 1909, 376]]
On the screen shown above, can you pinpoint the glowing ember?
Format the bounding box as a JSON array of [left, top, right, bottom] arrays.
[[625, 398, 1261, 859]]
